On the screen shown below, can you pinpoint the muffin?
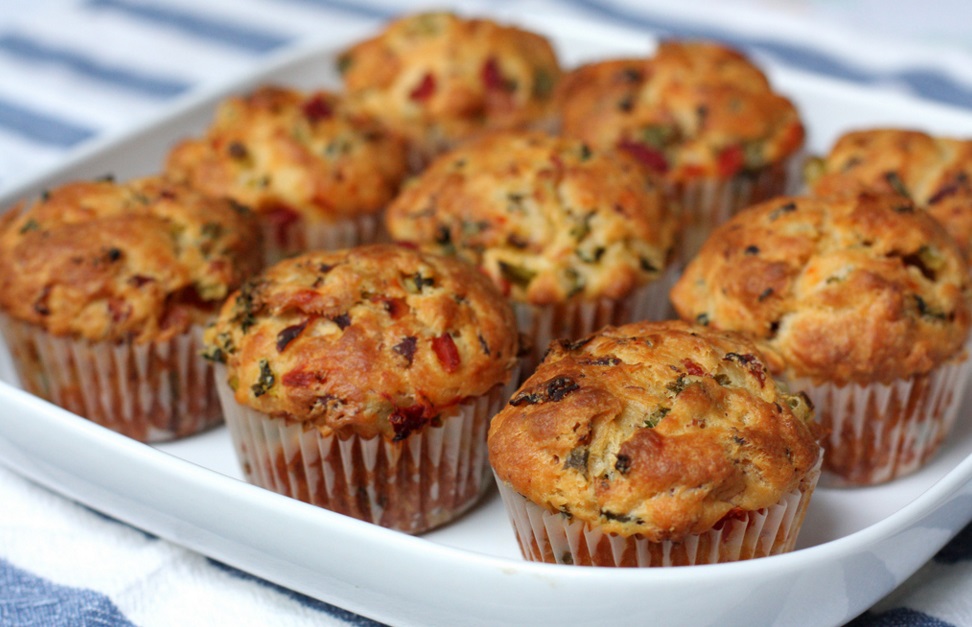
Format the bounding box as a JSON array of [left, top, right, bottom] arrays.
[[556, 40, 806, 258], [166, 85, 409, 263], [337, 11, 562, 166], [384, 130, 679, 378], [488, 319, 821, 567], [670, 191, 972, 486], [807, 128, 972, 261], [205, 243, 519, 534], [0, 175, 262, 442]]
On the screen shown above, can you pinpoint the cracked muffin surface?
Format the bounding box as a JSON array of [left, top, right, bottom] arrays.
[[385, 130, 677, 305], [670, 191, 971, 385], [807, 128, 972, 260], [205, 243, 519, 440], [487, 319, 819, 542], [0, 175, 262, 344]]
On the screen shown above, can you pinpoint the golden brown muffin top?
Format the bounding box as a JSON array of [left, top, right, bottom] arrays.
[[487, 319, 819, 542], [556, 40, 805, 183], [205, 244, 519, 439], [0, 176, 262, 344], [670, 191, 971, 385], [807, 128, 972, 260], [385, 131, 677, 305], [338, 11, 562, 156], [165, 85, 408, 223]]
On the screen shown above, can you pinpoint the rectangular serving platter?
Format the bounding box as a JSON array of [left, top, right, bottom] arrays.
[[3, 13, 972, 627]]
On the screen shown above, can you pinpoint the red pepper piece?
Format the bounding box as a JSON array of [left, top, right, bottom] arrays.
[[262, 204, 300, 248], [432, 333, 461, 373], [409, 72, 436, 101], [617, 139, 669, 174], [682, 358, 706, 377], [481, 57, 511, 92], [302, 94, 333, 122], [717, 144, 745, 178]]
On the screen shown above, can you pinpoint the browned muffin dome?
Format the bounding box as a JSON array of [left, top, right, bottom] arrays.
[[807, 128, 972, 260], [385, 130, 677, 305], [165, 85, 408, 240], [0, 175, 262, 344], [670, 191, 971, 385], [338, 11, 562, 160], [488, 319, 820, 542], [556, 40, 805, 183], [205, 243, 519, 440]]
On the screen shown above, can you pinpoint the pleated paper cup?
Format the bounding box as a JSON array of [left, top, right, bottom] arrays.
[[514, 264, 679, 381], [215, 365, 510, 534], [259, 212, 382, 265], [785, 355, 971, 487], [0, 314, 220, 442], [673, 153, 803, 264], [495, 455, 821, 567]]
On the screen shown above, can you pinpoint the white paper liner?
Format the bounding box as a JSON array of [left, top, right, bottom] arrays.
[[215, 366, 509, 534], [673, 152, 803, 264], [514, 263, 679, 380], [0, 314, 220, 442], [785, 356, 971, 487], [494, 455, 821, 567], [260, 212, 382, 265]]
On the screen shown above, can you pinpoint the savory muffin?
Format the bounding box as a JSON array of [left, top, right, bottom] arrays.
[[338, 11, 562, 166], [488, 319, 821, 567], [385, 130, 678, 377], [807, 128, 972, 261], [0, 175, 262, 442], [205, 243, 519, 534], [670, 190, 971, 485], [166, 85, 409, 263], [556, 40, 805, 258]]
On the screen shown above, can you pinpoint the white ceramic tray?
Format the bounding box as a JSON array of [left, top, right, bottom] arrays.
[[3, 15, 972, 627]]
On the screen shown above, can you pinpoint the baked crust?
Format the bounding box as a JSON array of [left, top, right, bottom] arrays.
[[555, 41, 805, 182], [338, 11, 562, 156], [487, 319, 819, 541], [206, 244, 519, 439], [166, 85, 408, 223], [0, 176, 262, 343], [808, 128, 972, 259], [385, 130, 677, 304], [670, 191, 971, 384]]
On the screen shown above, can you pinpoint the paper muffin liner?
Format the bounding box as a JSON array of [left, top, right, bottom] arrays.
[[785, 355, 971, 487], [495, 455, 821, 567], [514, 264, 679, 381], [260, 212, 382, 265], [0, 314, 220, 442], [672, 152, 803, 264], [215, 366, 512, 534]]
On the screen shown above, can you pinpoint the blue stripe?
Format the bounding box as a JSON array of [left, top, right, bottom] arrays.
[[847, 607, 956, 627], [1, 558, 137, 627], [85, 0, 292, 54], [560, 0, 972, 110], [0, 33, 189, 97], [0, 97, 95, 146], [276, 0, 393, 20], [206, 559, 386, 626]]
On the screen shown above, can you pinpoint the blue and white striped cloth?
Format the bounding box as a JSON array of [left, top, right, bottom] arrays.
[[2, 1, 972, 625]]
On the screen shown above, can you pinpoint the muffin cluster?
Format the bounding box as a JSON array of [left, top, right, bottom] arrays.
[[4, 8, 968, 567]]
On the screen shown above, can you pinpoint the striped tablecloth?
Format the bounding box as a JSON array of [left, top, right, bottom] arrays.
[[2, 1, 972, 625]]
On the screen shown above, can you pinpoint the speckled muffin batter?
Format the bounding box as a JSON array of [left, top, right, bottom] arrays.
[[385, 130, 676, 302], [0, 175, 261, 343], [385, 130, 678, 377], [0, 175, 262, 442], [807, 128, 972, 261], [670, 190, 971, 485], [488, 320, 820, 565], [555, 40, 805, 257], [206, 243, 519, 532], [338, 11, 562, 163], [166, 85, 408, 261]]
